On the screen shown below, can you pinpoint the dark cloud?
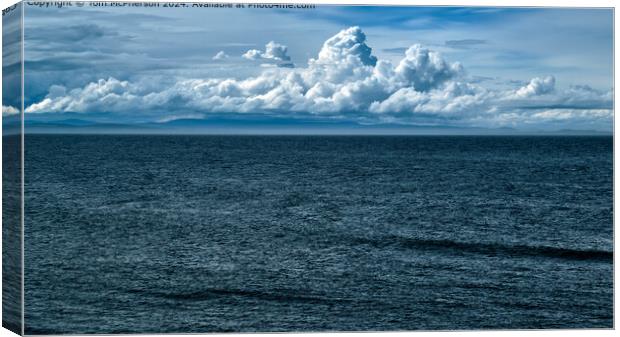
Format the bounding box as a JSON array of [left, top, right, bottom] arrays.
[[3, 5, 23, 109], [27, 24, 106, 42], [445, 39, 487, 49], [382, 47, 408, 54]]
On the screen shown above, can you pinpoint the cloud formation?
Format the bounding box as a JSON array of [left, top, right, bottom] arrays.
[[394, 45, 463, 92], [243, 41, 294, 67], [2, 105, 19, 116], [25, 26, 612, 129], [513, 76, 555, 98], [445, 39, 487, 49], [212, 51, 229, 60]]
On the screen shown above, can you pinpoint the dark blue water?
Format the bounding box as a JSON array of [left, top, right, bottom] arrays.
[[3, 134, 22, 335], [23, 135, 613, 333]]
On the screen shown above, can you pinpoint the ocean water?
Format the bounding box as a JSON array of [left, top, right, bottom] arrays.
[[3, 134, 22, 334], [23, 135, 613, 334]]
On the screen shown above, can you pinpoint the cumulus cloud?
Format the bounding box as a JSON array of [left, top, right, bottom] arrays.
[[25, 78, 143, 114], [394, 45, 463, 91], [513, 76, 555, 98], [243, 41, 294, 67], [312, 26, 377, 67], [369, 81, 489, 117], [212, 51, 229, 60], [242, 49, 261, 60], [24, 26, 612, 129], [2, 105, 19, 116]]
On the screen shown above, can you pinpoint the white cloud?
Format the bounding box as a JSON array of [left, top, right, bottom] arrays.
[[312, 26, 377, 67], [243, 41, 294, 67], [530, 109, 611, 121], [369, 81, 489, 117], [513, 76, 555, 98], [24, 26, 612, 129], [25, 78, 143, 114], [212, 51, 229, 60], [242, 49, 261, 60], [2, 105, 20, 116], [394, 45, 463, 92]]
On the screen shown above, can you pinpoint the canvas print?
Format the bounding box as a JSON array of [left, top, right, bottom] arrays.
[[2, 1, 614, 334]]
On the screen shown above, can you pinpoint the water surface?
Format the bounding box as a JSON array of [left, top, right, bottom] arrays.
[[24, 135, 613, 333]]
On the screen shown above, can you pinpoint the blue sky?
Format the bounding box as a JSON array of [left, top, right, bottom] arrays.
[[4, 4, 613, 132]]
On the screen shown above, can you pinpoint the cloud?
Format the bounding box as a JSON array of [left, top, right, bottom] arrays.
[[24, 26, 612, 130], [513, 76, 555, 98], [212, 51, 229, 60], [369, 81, 489, 117], [26, 24, 106, 43], [25, 78, 143, 114], [312, 26, 377, 67], [445, 39, 487, 49], [382, 47, 409, 54], [530, 109, 611, 122], [2, 105, 19, 116], [242, 49, 261, 60], [243, 41, 294, 67], [394, 45, 463, 91]]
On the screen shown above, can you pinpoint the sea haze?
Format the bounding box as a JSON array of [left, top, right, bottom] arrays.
[[24, 135, 612, 333]]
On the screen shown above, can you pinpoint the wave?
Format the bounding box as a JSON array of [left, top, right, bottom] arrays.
[[353, 235, 612, 263]]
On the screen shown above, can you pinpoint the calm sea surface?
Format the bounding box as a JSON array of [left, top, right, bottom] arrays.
[[23, 135, 613, 333]]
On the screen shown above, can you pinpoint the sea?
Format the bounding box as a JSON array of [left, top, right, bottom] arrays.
[[22, 135, 613, 333]]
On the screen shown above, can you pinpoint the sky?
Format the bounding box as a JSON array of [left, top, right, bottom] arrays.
[[2, 3, 614, 133], [2, 2, 21, 126]]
